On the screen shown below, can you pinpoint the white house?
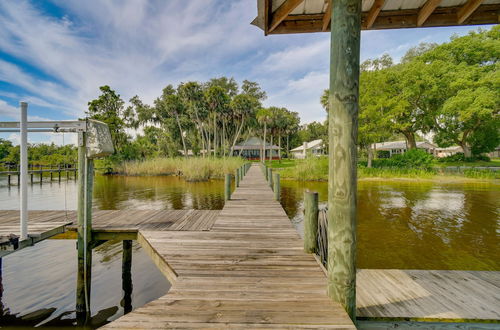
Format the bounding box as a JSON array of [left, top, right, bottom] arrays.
[[290, 139, 324, 159], [374, 140, 436, 158]]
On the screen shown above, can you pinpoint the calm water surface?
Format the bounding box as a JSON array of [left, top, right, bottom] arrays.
[[0, 174, 498, 327]]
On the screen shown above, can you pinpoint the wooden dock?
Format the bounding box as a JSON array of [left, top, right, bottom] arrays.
[[104, 164, 355, 328], [0, 163, 498, 327], [0, 210, 71, 257]]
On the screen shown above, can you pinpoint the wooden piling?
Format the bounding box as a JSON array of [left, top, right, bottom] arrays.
[[39, 169, 43, 184], [268, 168, 273, 188], [304, 191, 319, 254], [50, 171, 53, 181], [17, 173, 20, 186], [122, 240, 133, 314], [30, 173, 33, 184], [58, 166, 61, 183], [76, 132, 93, 318], [327, 0, 361, 319], [7, 175, 10, 187], [224, 174, 231, 201], [235, 169, 240, 187], [273, 173, 280, 201]]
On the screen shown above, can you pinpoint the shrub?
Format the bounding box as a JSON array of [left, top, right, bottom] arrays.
[[372, 149, 434, 170], [437, 152, 491, 163]]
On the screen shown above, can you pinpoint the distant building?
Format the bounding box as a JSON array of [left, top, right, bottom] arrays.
[[290, 139, 324, 159], [374, 140, 436, 158], [232, 137, 280, 160], [488, 146, 500, 158], [435, 146, 463, 158]]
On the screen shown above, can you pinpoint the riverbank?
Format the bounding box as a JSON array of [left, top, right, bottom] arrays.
[[265, 157, 500, 181], [117, 157, 245, 181]]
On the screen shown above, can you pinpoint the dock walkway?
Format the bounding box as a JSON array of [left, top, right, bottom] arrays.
[[104, 164, 355, 328], [1, 163, 498, 327]]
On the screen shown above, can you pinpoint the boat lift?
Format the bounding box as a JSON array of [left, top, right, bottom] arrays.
[[0, 102, 114, 315]]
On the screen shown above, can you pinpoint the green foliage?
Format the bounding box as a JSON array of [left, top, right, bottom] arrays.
[[0, 142, 77, 166], [350, 27, 499, 157], [437, 152, 491, 163], [279, 157, 328, 181], [118, 157, 245, 181], [87, 85, 130, 154], [0, 139, 12, 160], [462, 169, 499, 179], [370, 149, 434, 170]]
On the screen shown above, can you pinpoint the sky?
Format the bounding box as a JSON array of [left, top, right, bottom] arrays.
[[0, 0, 492, 145]]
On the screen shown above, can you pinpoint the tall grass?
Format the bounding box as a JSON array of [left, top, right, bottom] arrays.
[[280, 157, 328, 181], [462, 169, 499, 180], [118, 157, 245, 181]]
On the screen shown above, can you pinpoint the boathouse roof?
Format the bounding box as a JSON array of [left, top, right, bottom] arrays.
[[252, 0, 500, 35]]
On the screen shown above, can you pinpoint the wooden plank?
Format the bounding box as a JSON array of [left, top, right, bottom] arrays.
[[269, 4, 500, 33], [364, 0, 385, 29], [457, 0, 483, 23], [322, 0, 332, 31], [417, 0, 442, 26], [269, 0, 304, 33], [104, 164, 355, 328], [356, 269, 500, 321]]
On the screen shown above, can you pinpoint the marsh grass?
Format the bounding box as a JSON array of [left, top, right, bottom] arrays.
[[462, 169, 499, 179], [118, 157, 245, 181]]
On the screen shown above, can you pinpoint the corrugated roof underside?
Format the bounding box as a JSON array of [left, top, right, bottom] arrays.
[[271, 0, 500, 15]]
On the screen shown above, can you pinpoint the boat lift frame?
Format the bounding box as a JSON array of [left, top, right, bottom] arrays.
[[0, 101, 114, 316]]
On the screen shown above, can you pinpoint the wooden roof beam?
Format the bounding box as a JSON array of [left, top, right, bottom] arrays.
[[322, 0, 332, 31], [417, 0, 442, 26], [269, 0, 304, 33], [457, 0, 484, 24], [364, 0, 385, 29]]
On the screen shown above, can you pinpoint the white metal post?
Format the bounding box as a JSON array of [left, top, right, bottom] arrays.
[[20, 102, 28, 240]]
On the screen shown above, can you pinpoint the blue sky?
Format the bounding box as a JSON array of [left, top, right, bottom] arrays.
[[0, 0, 492, 145]]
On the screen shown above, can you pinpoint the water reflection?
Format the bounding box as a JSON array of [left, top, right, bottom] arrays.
[[0, 174, 498, 328], [281, 180, 500, 270], [0, 239, 170, 328]]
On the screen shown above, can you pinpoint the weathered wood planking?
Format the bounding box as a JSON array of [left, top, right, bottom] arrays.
[[357, 269, 500, 322], [0, 209, 220, 233], [104, 164, 355, 329]]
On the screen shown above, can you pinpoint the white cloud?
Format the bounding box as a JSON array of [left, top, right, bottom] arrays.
[[0, 99, 17, 118], [0, 0, 488, 144], [265, 71, 328, 124], [259, 38, 329, 73]]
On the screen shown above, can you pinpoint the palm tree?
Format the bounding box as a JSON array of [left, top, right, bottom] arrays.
[[178, 82, 209, 157], [205, 86, 230, 157], [155, 85, 188, 157], [229, 94, 260, 156], [256, 108, 272, 163]]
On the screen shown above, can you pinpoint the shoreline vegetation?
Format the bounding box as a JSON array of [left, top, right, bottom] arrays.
[[117, 157, 245, 181], [270, 156, 500, 181], [116, 155, 499, 182]]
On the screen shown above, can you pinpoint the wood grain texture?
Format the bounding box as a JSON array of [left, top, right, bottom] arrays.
[[357, 269, 500, 322], [104, 164, 355, 329], [328, 0, 361, 320]]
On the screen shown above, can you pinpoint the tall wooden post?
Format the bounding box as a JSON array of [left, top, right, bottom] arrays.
[[327, 0, 361, 320], [122, 240, 133, 314], [76, 132, 93, 320], [268, 168, 273, 188], [273, 173, 280, 201], [235, 169, 240, 187], [303, 191, 319, 253], [224, 174, 231, 201]]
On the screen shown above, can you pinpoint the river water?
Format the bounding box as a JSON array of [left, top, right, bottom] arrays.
[[0, 174, 498, 327]]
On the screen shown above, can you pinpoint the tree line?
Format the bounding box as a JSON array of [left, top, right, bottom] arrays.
[[322, 26, 499, 163], [87, 77, 302, 164]]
